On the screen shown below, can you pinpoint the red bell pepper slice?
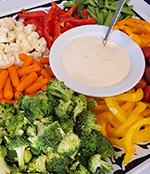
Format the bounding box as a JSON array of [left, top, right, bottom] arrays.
[[51, 1, 59, 9], [43, 29, 52, 50], [82, 9, 88, 19], [17, 10, 47, 20], [23, 19, 44, 36], [70, 18, 96, 26], [52, 16, 73, 43], [50, 8, 66, 35], [75, 13, 81, 19], [60, 22, 75, 34], [43, 7, 55, 31], [59, 4, 78, 17]]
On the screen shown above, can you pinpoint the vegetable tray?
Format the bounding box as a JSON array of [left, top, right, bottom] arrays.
[[0, 0, 150, 173]]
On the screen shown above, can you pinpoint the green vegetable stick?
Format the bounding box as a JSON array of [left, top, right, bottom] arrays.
[[96, 8, 104, 25], [103, 10, 114, 26], [63, 1, 76, 8]]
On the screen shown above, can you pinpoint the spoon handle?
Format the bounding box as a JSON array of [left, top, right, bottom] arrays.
[[102, 0, 126, 46]]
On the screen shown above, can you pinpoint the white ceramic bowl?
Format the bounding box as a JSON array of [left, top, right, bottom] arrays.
[[50, 25, 145, 97]]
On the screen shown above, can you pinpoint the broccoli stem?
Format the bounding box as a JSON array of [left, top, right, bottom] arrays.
[[87, 100, 97, 110], [14, 146, 27, 168], [0, 157, 12, 174]]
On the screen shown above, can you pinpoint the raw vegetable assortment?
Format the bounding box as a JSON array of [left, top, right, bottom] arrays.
[[0, 17, 49, 69], [87, 88, 150, 165], [17, 1, 96, 50], [0, 0, 150, 173], [0, 80, 114, 174], [0, 53, 54, 104], [64, 0, 135, 26]]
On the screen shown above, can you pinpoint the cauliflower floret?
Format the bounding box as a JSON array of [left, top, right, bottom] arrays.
[[16, 32, 27, 41], [4, 43, 21, 54], [0, 17, 49, 69], [7, 31, 16, 42], [0, 43, 5, 53], [20, 39, 33, 53], [23, 24, 36, 35], [31, 51, 42, 60], [35, 37, 47, 53], [0, 17, 15, 30], [0, 53, 14, 69], [12, 52, 23, 67], [28, 31, 39, 47], [13, 21, 24, 32], [0, 26, 10, 42]]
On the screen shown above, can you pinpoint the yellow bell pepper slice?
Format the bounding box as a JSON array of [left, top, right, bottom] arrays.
[[112, 88, 143, 102], [105, 97, 127, 123], [124, 118, 150, 165]]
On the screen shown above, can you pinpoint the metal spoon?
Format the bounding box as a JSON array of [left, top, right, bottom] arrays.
[[102, 0, 126, 46]]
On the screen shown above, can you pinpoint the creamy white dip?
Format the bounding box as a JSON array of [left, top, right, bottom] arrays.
[[62, 36, 131, 88]]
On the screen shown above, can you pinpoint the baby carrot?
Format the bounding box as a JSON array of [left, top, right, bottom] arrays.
[[39, 57, 49, 64], [13, 65, 20, 70], [41, 85, 47, 92], [16, 72, 38, 92], [25, 78, 49, 94], [32, 59, 44, 68], [18, 64, 41, 77], [35, 75, 44, 82], [19, 53, 28, 61], [7, 65, 20, 88], [40, 68, 52, 80], [0, 70, 9, 92], [0, 90, 4, 100], [45, 67, 55, 77], [0, 99, 14, 104], [20, 75, 27, 82], [21, 55, 34, 68], [4, 77, 14, 100], [14, 91, 23, 100]]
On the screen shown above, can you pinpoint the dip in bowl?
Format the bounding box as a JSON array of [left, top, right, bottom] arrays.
[[50, 25, 145, 97]]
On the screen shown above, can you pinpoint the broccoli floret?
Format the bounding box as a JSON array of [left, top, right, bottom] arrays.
[[5, 111, 24, 139], [0, 102, 16, 116], [6, 137, 29, 170], [75, 164, 90, 174], [57, 132, 80, 158], [33, 120, 45, 135], [18, 95, 33, 120], [29, 91, 55, 119], [79, 130, 103, 157], [28, 121, 64, 154], [27, 154, 46, 173], [75, 110, 101, 136], [0, 145, 7, 158], [40, 115, 54, 125], [0, 145, 12, 174], [46, 152, 69, 173], [26, 124, 37, 137], [24, 149, 32, 164], [10, 166, 22, 174], [46, 79, 74, 101], [72, 95, 87, 121], [5, 150, 17, 165], [97, 134, 114, 161], [0, 127, 7, 144], [55, 100, 73, 119], [88, 154, 113, 174], [75, 153, 89, 169], [59, 118, 75, 133], [87, 100, 97, 110], [19, 92, 56, 123], [0, 103, 16, 128]]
